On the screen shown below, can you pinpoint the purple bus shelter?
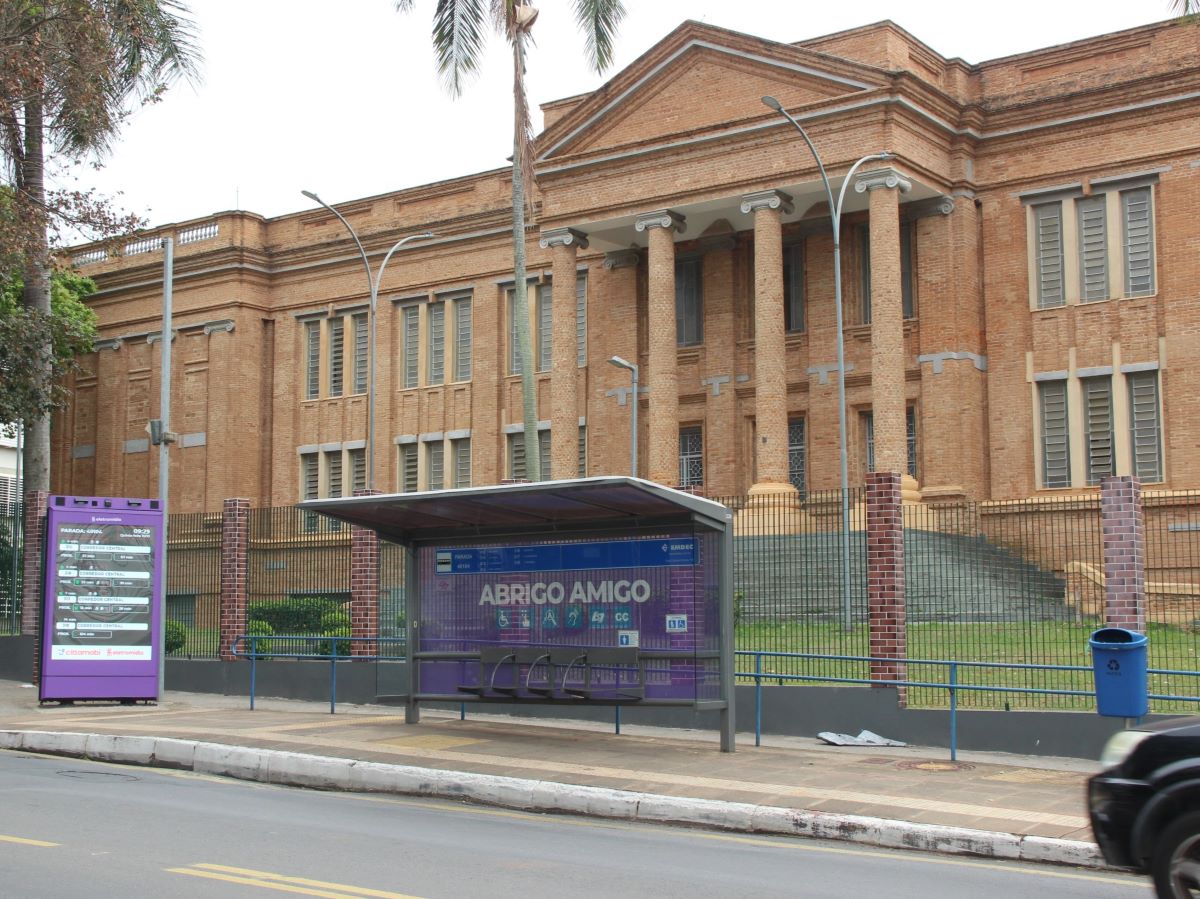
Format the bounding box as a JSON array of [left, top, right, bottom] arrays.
[[302, 477, 736, 752]]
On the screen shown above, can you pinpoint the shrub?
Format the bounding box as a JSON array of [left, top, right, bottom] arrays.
[[164, 620, 187, 655], [319, 610, 351, 633], [247, 596, 345, 634], [245, 618, 274, 657], [323, 626, 351, 657]]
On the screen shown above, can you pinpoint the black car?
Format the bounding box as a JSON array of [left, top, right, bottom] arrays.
[[1089, 717, 1200, 897]]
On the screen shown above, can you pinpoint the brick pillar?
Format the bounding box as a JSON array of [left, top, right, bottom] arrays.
[[866, 472, 906, 693], [350, 488, 381, 657], [1100, 475, 1146, 632], [218, 498, 250, 661], [743, 190, 794, 489], [856, 169, 918, 501], [21, 491, 49, 684], [635, 209, 685, 485], [541, 228, 588, 480]]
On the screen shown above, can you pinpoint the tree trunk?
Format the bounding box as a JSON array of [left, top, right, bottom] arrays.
[[511, 37, 539, 480], [20, 93, 51, 496]]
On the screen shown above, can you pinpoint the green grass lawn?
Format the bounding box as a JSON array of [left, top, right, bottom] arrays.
[[735, 619, 1200, 713]]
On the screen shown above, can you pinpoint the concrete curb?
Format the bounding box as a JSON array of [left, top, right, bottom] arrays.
[[0, 729, 1106, 869]]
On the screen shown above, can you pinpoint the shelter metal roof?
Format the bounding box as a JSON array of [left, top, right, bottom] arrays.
[[298, 477, 731, 545]]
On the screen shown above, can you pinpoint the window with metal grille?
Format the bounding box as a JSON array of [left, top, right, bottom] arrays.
[[399, 444, 418, 493], [861, 410, 875, 474], [906, 406, 918, 478], [352, 312, 368, 394], [678, 426, 703, 488], [1128, 370, 1163, 482], [454, 296, 472, 381], [537, 284, 552, 372], [325, 450, 343, 498], [539, 430, 550, 481], [576, 274, 587, 367], [858, 224, 872, 324], [1082, 376, 1115, 485], [507, 289, 523, 376], [301, 452, 319, 531], [1077, 196, 1109, 302], [675, 259, 703, 346], [507, 432, 526, 480], [1122, 188, 1155, 297], [788, 418, 806, 496], [427, 301, 445, 385], [328, 317, 344, 397], [402, 305, 419, 389], [426, 441, 444, 490], [1034, 202, 1065, 309], [452, 437, 471, 488], [901, 220, 916, 320], [1038, 380, 1071, 487], [349, 448, 366, 493], [305, 321, 320, 399], [578, 425, 587, 477], [783, 243, 804, 332]]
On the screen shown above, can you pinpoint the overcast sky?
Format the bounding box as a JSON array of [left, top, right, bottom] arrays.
[[60, 0, 1178, 234]]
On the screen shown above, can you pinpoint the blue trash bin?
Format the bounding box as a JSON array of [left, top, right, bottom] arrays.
[[1089, 628, 1148, 718]]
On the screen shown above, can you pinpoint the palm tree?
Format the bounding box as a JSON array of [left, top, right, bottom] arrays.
[[0, 1, 199, 494], [396, 0, 626, 481]]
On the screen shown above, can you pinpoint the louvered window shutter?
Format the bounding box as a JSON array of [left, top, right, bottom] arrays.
[[538, 430, 551, 481], [1077, 196, 1108, 302], [453, 438, 471, 488], [427, 442, 444, 491], [578, 425, 587, 477], [400, 445, 418, 493], [537, 285, 553, 372], [349, 449, 365, 493], [1039, 381, 1071, 487], [326, 451, 343, 497], [302, 454, 319, 500], [328, 318, 344, 397], [1128, 371, 1163, 482], [1122, 188, 1155, 297], [576, 275, 587, 367], [403, 306, 420, 388], [1082, 376, 1114, 485], [352, 313, 368, 393], [305, 321, 320, 399], [1035, 203, 1065, 309], [427, 301, 445, 385], [509, 433, 526, 480], [455, 297, 472, 381]]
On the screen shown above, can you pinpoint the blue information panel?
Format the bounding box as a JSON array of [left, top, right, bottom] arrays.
[[434, 537, 696, 575]]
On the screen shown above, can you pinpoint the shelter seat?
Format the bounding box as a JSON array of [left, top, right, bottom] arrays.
[[458, 647, 518, 696], [525, 647, 588, 696], [563, 647, 644, 701]]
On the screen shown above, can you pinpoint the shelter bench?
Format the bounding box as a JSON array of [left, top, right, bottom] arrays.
[[457, 645, 645, 702]]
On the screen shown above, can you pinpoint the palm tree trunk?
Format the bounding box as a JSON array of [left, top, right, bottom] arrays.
[[20, 92, 51, 496], [511, 36, 539, 480]]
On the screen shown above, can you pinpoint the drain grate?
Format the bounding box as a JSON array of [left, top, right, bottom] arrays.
[[895, 760, 976, 772], [57, 770, 141, 782]]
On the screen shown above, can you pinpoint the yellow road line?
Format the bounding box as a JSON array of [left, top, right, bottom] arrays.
[[0, 834, 58, 847], [168, 864, 422, 898]]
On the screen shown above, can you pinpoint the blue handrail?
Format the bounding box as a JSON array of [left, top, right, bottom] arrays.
[[734, 649, 1200, 760]]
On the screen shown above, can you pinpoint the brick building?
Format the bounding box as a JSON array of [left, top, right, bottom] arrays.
[[53, 18, 1200, 513]]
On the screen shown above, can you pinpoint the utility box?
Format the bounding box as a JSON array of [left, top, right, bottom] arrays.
[[1089, 627, 1149, 718]]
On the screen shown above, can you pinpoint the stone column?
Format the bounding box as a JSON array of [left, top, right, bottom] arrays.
[[218, 497, 250, 661], [1100, 476, 1146, 632], [540, 227, 589, 480], [742, 190, 795, 492], [856, 168, 918, 502], [635, 210, 686, 486]]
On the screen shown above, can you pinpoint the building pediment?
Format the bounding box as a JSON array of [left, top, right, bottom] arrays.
[[536, 21, 888, 170]]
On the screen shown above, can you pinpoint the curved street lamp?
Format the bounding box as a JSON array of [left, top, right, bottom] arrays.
[[607, 355, 639, 477], [302, 190, 434, 491], [761, 96, 892, 631]]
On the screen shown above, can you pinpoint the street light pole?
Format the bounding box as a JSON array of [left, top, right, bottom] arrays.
[[607, 356, 638, 477], [761, 96, 892, 631], [302, 190, 432, 491]]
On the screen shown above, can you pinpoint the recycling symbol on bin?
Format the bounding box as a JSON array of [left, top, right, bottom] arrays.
[[1107, 659, 1121, 672]]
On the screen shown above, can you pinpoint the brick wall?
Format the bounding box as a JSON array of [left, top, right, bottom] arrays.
[[866, 472, 906, 692], [217, 498, 250, 660], [1101, 475, 1146, 632], [350, 489, 380, 656]]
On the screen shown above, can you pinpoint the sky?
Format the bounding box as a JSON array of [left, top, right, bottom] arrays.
[[58, 0, 1182, 234]]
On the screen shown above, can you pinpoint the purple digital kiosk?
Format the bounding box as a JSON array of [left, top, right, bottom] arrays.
[[39, 495, 165, 703], [302, 477, 736, 752]]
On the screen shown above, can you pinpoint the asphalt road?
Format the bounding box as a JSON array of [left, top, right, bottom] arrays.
[[0, 751, 1150, 898]]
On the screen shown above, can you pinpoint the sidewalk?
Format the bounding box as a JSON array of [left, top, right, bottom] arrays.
[[0, 679, 1104, 868]]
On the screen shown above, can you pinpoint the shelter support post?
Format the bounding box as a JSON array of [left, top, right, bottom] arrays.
[[404, 542, 420, 724]]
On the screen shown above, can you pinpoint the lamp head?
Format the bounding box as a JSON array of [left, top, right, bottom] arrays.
[[608, 355, 635, 372], [761, 95, 783, 112], [301, 190, 320, 203]]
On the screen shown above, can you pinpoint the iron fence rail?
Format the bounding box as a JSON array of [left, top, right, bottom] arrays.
[[1, 504, 22, 636]]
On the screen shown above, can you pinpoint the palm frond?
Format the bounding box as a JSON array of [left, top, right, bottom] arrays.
[[432, 0, 490, 97], [572, 0, 625, 73]]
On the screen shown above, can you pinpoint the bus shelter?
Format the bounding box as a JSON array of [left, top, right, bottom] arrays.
[[302, 477, 736, 752]]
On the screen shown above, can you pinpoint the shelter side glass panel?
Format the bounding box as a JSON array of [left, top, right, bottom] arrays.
[[415, 530, 719, 702]]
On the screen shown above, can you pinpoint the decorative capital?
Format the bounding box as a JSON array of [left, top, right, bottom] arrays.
[[94, 338, 123, 352], [634, 209, 686, 235], [603, 248, 640, 270], [538, 227, 589, 250], [854, 168, 913, 195], [204, 319, 236, 335], [740, 189, 794, 216], [146, 330, 176, 345], [937, 196, 955, 215]]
